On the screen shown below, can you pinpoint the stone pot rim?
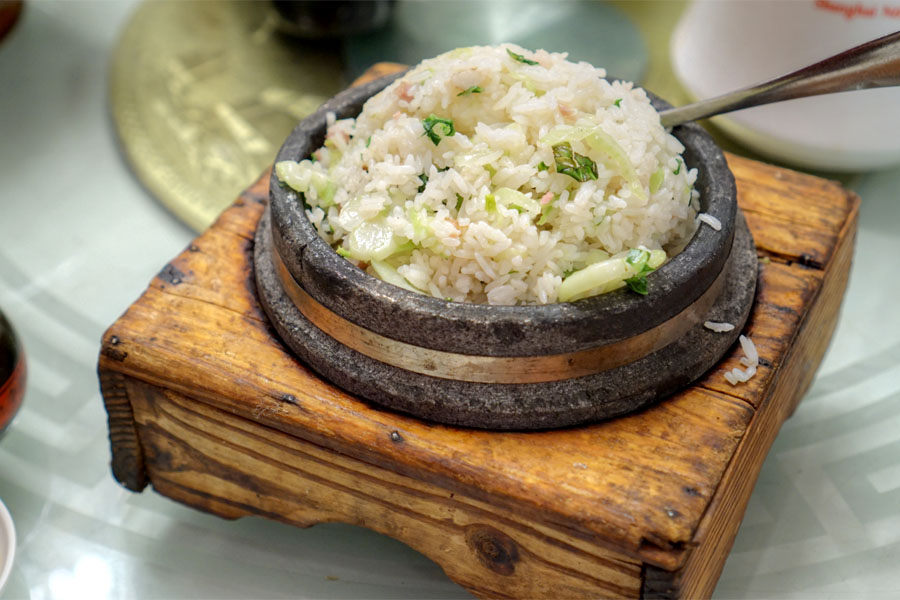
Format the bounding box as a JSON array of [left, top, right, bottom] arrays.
[[268, 70, 737, 357]]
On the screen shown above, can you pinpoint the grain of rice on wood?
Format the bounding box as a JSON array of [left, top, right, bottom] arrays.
[[277, 44, 700, 305]]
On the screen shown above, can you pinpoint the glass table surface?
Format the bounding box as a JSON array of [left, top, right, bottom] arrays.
[[1, 3, 899, 599]]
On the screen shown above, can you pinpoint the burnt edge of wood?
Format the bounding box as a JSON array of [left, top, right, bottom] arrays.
[[640, 189, 860, 599], [98, 367, 148, 491]]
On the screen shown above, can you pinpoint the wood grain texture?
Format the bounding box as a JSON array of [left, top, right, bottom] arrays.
[[98, 368, 147, 492], [126, 376, 643, 598], [97, 65, 859, 599]]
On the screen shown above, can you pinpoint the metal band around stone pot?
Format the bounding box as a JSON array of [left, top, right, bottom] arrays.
[[272, 240, 728, 384]]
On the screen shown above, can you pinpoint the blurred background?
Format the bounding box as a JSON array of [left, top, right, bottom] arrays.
[[1, 1, 899, 598]]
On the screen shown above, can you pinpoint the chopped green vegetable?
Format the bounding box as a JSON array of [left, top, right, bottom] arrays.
[[484, 164, 497, 177], [537, 161, 550, 171], [455, 194, 464, 211], [673, 158, 682, 175], [624, 275, 649, 295], [366, 135, 372, 148], [541, 125, 646, 201], [336, 246, 351, 258], [562, 267, 577, 279], [583, 129, 646, 203], [345, 220, 406, 261], [649, 168, 665, 194], [393, 240, 416, 254], [537, 204, 555, 225], [626, 248, 650, 270], [457, 85, 483, 96], [613, 98, 622, 108], [552, 142, 598, 182], [484, 193, 496, 212], [558, 257, 629, 302], [407, 207, 429, 240], [494, 187, 538, 216], [370, 260, 421, 293], [506, 48, 539, 65], [422, 114, 455, 145], [418, 173, 428, 193]]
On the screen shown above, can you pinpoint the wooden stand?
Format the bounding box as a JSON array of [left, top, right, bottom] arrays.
[[99, 144, 857, 597]]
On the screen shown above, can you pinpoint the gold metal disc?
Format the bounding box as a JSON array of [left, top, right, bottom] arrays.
[[110, 1, 344, 231]]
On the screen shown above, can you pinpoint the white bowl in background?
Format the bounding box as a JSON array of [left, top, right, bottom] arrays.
[[0, 499, 15, 595], [671, 0, 900, 172]]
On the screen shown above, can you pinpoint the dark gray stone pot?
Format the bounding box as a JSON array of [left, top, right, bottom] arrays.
[[256, 72, 756, 430]]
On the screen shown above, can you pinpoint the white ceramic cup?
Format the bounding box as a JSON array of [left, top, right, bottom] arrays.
[[671, 0, 900, 171]]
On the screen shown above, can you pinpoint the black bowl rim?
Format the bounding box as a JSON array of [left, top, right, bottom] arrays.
[[268, 70, 736, 357]]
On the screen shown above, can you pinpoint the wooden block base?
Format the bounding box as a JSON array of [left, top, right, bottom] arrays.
[[98, 152, 857, 598]]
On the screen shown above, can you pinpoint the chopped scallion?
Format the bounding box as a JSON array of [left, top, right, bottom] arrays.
[[506, 48, 539, 65], [613, 98, 622, 108], [457, 85, 483, 96], [422, 114, 456, 145], [455, 194, 464, 211], [537, 161, 550, 171], [418, 173, 428, 193], [673, 158, 682, 175], [485, 193, 496, 212]]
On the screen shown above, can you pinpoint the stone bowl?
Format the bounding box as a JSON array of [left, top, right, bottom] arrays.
[[255, 71, 757, 430]]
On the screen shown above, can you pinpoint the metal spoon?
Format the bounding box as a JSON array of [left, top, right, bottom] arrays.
[[659, 30, 900, 128]]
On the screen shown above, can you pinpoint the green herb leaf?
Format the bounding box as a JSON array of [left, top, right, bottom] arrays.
[[506, 48, 539, 66], [552, 142, 598, 182], [422, 114, 455, 145], [457, 85, 483, 96], [455, 193, 464, 211], [673, 158, 682, 175], [418, 173, 429, 193], [613, 98, 622, 108], [624, 275, 649, 295], [626, 248, 650, 269], [537, 161, 550, 171]]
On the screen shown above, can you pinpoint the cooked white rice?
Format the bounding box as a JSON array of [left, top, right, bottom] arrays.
[[697, 212, 722, 231], [704, 320, 735, 333], [277, 44, 700, 305], [724, 334, 759, 385]]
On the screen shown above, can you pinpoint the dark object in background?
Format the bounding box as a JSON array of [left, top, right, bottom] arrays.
[[0, 308, 25, 438], [272, 0, 394, 39], [0, 0, 23, 45]]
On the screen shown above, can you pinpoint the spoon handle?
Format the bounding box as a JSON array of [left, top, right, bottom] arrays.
[[659, 30, 900, 128]]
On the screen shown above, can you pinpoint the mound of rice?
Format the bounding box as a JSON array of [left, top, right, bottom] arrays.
[[277, 44, 699, 305]]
